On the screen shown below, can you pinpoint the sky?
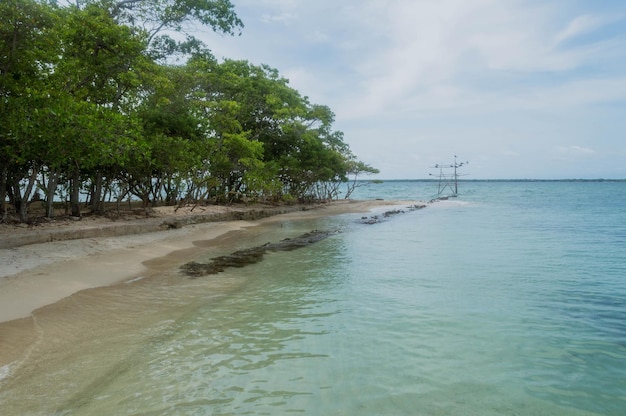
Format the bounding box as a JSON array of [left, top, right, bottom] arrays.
[[198, 0, 626, 179]]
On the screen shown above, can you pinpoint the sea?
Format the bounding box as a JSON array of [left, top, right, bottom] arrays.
[[1, 180, 625, 415]]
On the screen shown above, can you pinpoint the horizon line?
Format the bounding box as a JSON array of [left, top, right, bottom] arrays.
[[364, 178, 626, 182]]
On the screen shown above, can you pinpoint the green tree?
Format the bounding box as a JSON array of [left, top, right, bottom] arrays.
[[102, 0, 243, 60], [51, 3, 152, 215], [343, 155, 380, 199], [184, 58, 365, 202], [1, 0, 377, 222], [0, 0, 59, 221]]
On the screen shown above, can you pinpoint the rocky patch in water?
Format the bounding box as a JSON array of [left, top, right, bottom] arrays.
[[181, 229, 336, 277], [360, 204, 427, 225]]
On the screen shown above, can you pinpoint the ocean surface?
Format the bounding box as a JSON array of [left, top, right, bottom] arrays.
[[1, 180, 625, 415]]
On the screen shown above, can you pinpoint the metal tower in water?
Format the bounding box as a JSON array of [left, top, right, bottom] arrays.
[[429, 155, 468, 197]]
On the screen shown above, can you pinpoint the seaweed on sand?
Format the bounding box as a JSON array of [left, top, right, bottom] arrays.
[[181, 229, 336, 277]]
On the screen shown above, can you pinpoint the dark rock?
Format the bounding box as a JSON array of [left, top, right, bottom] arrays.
[[181, 229, 336, 277], [162, 219, 181, 229], [383, 209, 404, 217], [360, 203, 427, 225]]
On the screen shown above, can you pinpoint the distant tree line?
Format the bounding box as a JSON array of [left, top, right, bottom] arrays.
[[1, 0, 378, 222]]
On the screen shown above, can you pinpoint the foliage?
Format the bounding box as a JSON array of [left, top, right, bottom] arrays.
[[1, 0, 377, 223]]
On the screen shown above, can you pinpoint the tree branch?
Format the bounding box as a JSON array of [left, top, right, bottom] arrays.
[[115, 0, 142, 10]]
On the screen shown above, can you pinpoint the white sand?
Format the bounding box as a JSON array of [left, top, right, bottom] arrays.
[[0, 221, 249, 323], [0, 200, 414, 323]]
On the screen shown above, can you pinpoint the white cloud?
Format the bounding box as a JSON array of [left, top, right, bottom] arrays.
[[555, 14, 607, 44], [200, 0, 626, 178], [557, 145, 596, 155], [260, 12, 297, 24], [322, 1, 564, 118], [503, 77, 626, 111], [331, 2, 626, 123]]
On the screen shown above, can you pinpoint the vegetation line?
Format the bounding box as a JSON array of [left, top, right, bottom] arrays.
[[0, 203, 311, 250], [1, 1, 378, 224]]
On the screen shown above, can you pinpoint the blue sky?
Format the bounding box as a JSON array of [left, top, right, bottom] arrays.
[[200, 0, 626, 179]]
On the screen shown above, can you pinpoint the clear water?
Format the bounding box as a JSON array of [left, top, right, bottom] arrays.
[[1, 181, 625, 415]]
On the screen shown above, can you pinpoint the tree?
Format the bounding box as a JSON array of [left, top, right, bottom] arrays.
[[1, 1, 378, 223], [131, 64, 203, 206], [190, 59, 351, 201], [51, 3, 152, 215], [344, 154, 380, 199], [0, 0, 59, 221], [104, 0, 243, 60]]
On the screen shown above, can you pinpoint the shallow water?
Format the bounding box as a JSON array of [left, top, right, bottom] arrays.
[[1, 181, 625, 415]]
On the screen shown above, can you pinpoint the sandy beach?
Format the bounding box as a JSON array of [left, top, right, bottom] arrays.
[[0, 200, 411, 324]]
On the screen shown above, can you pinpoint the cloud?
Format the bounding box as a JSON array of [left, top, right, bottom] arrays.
[[260, 12, 297, 24], [326, 1, 626, 123], [554, 14, 610, 44], [200, 0, 626, 178], [557, 145, 596, 155]]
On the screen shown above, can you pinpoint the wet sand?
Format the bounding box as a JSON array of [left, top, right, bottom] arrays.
[[0, 200, 411, 324]]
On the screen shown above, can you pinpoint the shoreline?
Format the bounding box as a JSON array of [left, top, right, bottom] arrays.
[[0, 202, 312, 250], [0, 199, 416, 324]]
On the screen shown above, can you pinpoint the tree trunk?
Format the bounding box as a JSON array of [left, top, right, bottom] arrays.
[[17, 166, 39, 223], [45, 168, 59, 219], [70, 165, 82, 218], [151, 178, 161, 207], [0, 165, 7, 222], [12, 180, 24, 222], [90, 170, 104, 213]]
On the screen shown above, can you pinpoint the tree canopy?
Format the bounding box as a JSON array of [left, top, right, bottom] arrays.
[[1, 0, 378, 223]]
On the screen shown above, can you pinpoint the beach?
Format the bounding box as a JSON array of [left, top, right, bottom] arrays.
[[1, 198, 417, 395], [0, 200, 407, 324]]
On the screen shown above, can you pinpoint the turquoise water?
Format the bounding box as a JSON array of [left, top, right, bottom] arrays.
[[2, 181, 626, 415]]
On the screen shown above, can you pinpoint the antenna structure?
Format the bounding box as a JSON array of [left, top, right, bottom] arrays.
[[429, 155, 468, 197]]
